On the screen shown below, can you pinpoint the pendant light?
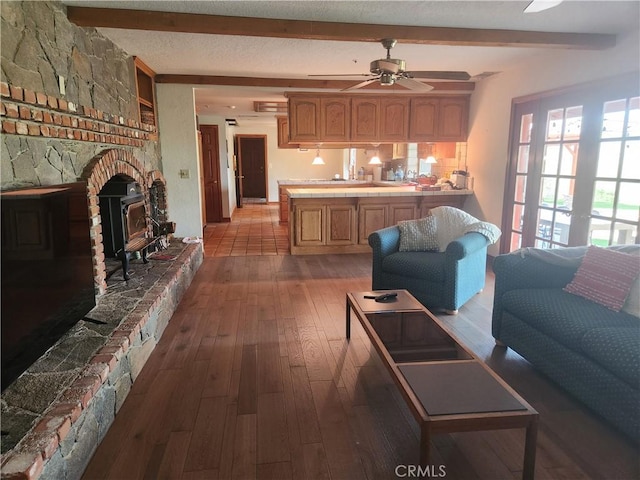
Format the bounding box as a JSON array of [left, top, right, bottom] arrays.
[[368, 144, 381, 164], [312, 147, 325, 165]]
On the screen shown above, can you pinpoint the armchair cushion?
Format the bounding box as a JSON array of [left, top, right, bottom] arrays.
[[382, 251, 445, 282], [398, 216, 439, 252]]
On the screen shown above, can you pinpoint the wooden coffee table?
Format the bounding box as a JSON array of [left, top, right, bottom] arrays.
[[346, 290, 538, 480]]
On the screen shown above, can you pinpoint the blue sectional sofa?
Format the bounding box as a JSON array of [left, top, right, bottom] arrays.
[[492, 246, 640, 441]]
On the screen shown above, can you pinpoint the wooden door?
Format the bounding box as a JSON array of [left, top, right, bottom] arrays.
[[351, 97, 380, 142], [199, 125, 222, 223], [237, 135, 267, 200], [380, 97, 409, 142]]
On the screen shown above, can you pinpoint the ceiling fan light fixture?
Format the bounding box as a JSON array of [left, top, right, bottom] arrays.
[[380, 73, 395, 86]]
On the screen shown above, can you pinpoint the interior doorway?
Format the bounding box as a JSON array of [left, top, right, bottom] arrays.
[[236, 135, 268, 205], [199, 125, 223, 223]]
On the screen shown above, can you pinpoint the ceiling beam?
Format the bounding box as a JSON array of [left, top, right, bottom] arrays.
[[66, 7, 616, 50], [154, 75, 476, 92]]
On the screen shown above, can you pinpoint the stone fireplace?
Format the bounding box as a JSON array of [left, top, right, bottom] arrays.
[[1, 81, 201, 479], [80, 148, 170, 294]]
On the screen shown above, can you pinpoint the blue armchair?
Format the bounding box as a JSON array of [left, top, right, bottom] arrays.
[[368, 226, 490, 313]]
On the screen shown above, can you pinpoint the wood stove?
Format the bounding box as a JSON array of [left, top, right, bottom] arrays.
[[99, 180, 155, 280]]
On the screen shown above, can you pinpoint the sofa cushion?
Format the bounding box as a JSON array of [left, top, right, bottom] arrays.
[[500, 288, 639, 353], [381, 251, 445, 282], [564, 245, 640, 312], [580, 327, 640, 388], [398, 216, 439, 252]]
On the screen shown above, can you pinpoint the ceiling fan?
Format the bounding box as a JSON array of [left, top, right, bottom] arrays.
[[310, 38, 471, 92]]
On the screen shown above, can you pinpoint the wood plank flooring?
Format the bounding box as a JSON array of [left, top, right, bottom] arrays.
[[83, 204, 638, 480]]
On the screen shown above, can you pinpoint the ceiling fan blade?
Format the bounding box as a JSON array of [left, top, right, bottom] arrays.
[[308, 74, 373, 77], [408, 71, 471, 81], [395, 78, 434, 92], [524, 0, 563, 13], [342, 78, 379, 91]]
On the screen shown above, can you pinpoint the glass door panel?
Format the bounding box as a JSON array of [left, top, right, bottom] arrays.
[[535, 106, 582, 248], [507, 113, 533, 251], [590, 97, 639, 246]]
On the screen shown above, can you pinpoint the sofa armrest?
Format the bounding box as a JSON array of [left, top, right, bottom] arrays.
[[368, 226, 400, 258], [368, 226, 400, 290], [445, 232, 490, 260], [491, 251, 578, 339]]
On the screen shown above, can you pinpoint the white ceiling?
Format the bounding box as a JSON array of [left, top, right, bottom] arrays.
[[61, 1, 640, 124]]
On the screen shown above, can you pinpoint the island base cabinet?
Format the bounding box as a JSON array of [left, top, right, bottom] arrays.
[[358, 203, 388, 245], [294, 205, 324, 246], [327, 204, 357, 245], [289, 193, 470, 255], [291, 200, 359, 254]]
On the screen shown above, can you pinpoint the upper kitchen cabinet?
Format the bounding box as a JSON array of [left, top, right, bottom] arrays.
[[351, 97, 380, 142], [320, 97, 351, 142], [438, 96, 469, 141], [380, 97, 410, 142], [289, 96, 321, 142], [409, 96, 469, 142], [277, 116, 299, 149], [134, 57, 157, 129], [287, 93, 469, 143]]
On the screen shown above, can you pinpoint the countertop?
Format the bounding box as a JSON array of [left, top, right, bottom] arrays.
[[278, 179, 370, 185], [286, 186, 474, 198]]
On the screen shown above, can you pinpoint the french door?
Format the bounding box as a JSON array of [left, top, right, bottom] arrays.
[[502, 73, 639, 252]]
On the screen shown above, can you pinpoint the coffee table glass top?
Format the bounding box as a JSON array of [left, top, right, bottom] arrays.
[[399, 362, 528, 416]]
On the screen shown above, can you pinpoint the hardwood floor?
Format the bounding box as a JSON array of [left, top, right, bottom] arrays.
[[83, 204, 638, 480]]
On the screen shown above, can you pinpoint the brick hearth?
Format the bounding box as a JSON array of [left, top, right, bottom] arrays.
[[0, 240, 203, 480]]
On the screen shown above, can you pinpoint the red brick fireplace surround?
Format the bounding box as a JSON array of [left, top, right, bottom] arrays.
[[1, 82, 203, 479], [82, 148, 169, 295]]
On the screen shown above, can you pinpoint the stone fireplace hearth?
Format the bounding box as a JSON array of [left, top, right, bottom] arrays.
[[0, 145, 202, 479], [1, 240, 203, 479]]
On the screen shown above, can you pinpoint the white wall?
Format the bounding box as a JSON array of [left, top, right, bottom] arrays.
[[224, 122, 347, 203], [466, 29, 639, 256], [156, 84, 202, 238]]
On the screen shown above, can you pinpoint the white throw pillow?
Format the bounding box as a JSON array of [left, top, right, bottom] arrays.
[[398, 216, 439, 252]]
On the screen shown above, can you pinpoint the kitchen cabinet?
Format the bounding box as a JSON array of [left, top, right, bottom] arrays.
[[357, 202, 388, 245], [351, 97, 380, 142], [326, 203, 357, 245], [294, 204, 324, 246], [277, 116, 299, 149], [409, 96, 469, 142], [320, 97, 351, 142], [438, 96, 469, 141], [289, 96, 321, 142], [287, 92, 469, 143], [380, 97, 410, 142]]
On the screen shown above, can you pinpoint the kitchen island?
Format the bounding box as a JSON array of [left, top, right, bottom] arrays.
[[278, 179, 371, 223], [286, 185, 472, 255]]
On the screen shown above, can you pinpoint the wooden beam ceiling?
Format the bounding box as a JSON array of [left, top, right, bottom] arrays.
[[67, 7, 616, 50], [154, 75, 475, 92]]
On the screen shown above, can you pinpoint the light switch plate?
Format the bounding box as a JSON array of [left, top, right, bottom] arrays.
[[179, 169, 190, 179]]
